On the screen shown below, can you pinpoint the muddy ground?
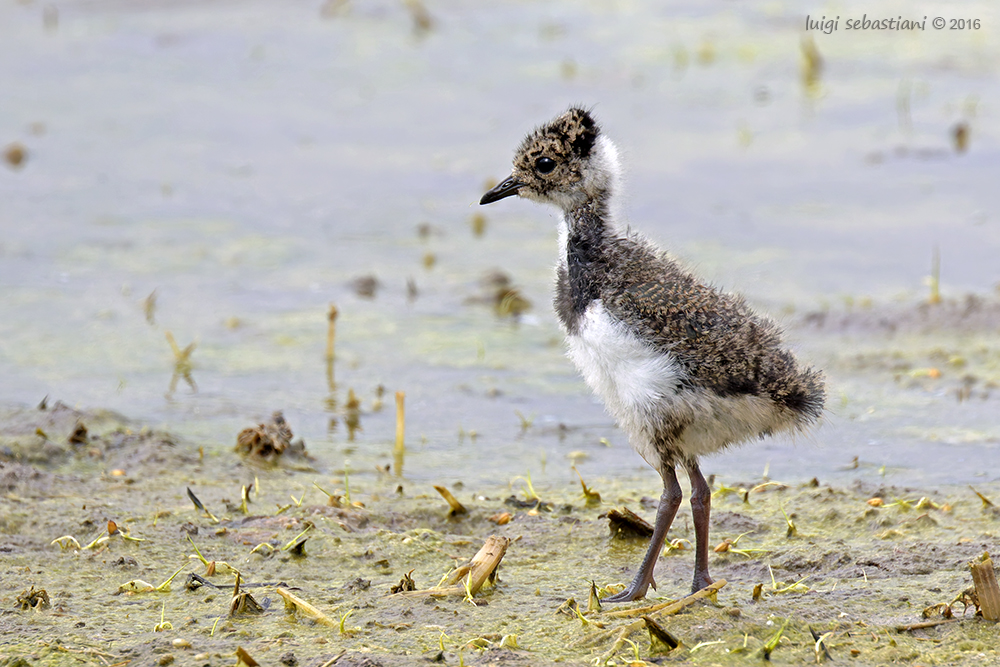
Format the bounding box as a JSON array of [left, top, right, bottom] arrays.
[[1, 398, 999, 667]]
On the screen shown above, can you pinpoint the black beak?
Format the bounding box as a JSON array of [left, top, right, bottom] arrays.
[[479, 176, 524, 205]]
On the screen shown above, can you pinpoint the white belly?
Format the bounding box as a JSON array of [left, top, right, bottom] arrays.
[[565, 301, 683, 467], [565, 300, 788, 466]]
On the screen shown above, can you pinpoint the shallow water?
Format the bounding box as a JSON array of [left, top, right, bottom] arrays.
[[2, 0, 999, 489]]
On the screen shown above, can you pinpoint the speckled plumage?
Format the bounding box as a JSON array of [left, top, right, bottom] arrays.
[[481, 108, 825, 602]]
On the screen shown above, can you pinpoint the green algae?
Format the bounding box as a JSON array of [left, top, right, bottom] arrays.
[[2, 404, 999, 666]]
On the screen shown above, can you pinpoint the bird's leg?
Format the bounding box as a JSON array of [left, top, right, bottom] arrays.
[[686, 459, 714, 593], [601, 464, 682, 603]]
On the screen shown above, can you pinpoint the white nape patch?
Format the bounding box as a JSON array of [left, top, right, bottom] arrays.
[[566, 301, 683, 468], [590, 135, 622, 193], [542, 135, 626, 216]]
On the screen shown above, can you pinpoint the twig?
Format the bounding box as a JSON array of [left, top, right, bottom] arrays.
[[576, 580, 727, 655], [601, 579, 727, 619], [896, 618, 959, 632]]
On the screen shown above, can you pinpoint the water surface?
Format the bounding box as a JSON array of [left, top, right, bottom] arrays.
[[2, 0, 999, 489]]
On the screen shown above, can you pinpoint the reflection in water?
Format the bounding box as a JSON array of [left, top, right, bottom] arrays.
[[165, 331, 197, 398]]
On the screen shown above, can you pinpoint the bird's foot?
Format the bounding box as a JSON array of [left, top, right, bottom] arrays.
[[601, 574, 655, 604], [691, 571, 714, 594]]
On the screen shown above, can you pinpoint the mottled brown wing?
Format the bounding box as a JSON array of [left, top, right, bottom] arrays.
[[607, 279, 767, 396]]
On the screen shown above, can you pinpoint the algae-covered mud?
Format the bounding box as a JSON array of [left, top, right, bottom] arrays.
[[2, 402, 1000, 666]]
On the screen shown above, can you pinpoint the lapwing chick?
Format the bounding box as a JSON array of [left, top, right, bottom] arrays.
[[480, 108, 824, 602]]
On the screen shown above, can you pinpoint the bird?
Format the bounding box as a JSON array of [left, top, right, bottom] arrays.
[[479, 108, 825, 603]]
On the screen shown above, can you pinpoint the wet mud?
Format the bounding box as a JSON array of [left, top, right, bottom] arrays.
[[2, 403, 1000, 667]]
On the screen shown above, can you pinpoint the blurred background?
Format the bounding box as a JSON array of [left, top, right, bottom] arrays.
[[1, 0, 998, 489]]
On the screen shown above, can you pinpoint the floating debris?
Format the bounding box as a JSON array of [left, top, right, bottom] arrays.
[[67, 421, 88, 445], [644, 615, 680, 654], [229, 573, 263, 616], [235, 646, 259, 667], [187, 535, 238, 577], [605, 507, 654, 539], [16, 587, 50, 611], [390, 570, 416, 594], [433, 485, 467, 516], [235, 411, 307, 462], [573, 466, 601, 506], [186, 487, 219, 523], [800, 35, 822, 93], [469, 212, 487, 237], [312, 482, 343, 507], [580, 581, 726, 662], [143, 290, 157, 325], [397, 535, 509, 599], [403, 0, 433, 36], [487, 512, 512, 525], [468, 269, 532, 318], [587, 581, 601, 613], [953, 122, 970, 153], [810, 626, 833, 663], [152, 601, 172, 631], [970, 552, 1000, 621], [4, 142, 27, 170], [276, 587, 336, 627], [116, 563, 187, 595], [760, 618, 789, 660], [281, 525, 312, 556], [350, 274, 380, 299]]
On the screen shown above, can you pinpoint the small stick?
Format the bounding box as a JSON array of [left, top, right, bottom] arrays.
[[397, 535, 509, 598], [970, 552, 1000, 622], [896, 618, 959, 632], [394, 391, 405, 476], [276, 587, 337, 627], [318, 651, 347, 667], [433, 485, 468, 516], [602, 579, 727, 619], [575, 580, 727, 651]]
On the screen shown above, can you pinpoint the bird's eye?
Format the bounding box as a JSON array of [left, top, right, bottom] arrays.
[[535, 156, 556, 174]]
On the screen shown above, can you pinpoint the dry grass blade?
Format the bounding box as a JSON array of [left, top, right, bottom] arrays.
[[433, 485, 468, 516], [394, 391, 405, 475], [896, 618, 959, 632], [602, 579, 727, 619], [397, 535, 510, 598], [576, 580, 727, 652], [229, 573, 263, 616], [235, 646, 259, 666], [276, 587, 336, 627]]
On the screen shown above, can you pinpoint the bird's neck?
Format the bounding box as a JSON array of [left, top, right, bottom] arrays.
[[554, 190, 618, 325], [559, 188, 617, 257]]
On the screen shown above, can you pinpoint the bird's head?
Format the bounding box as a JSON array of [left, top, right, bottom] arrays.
[[480, 107, 619, 212]]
